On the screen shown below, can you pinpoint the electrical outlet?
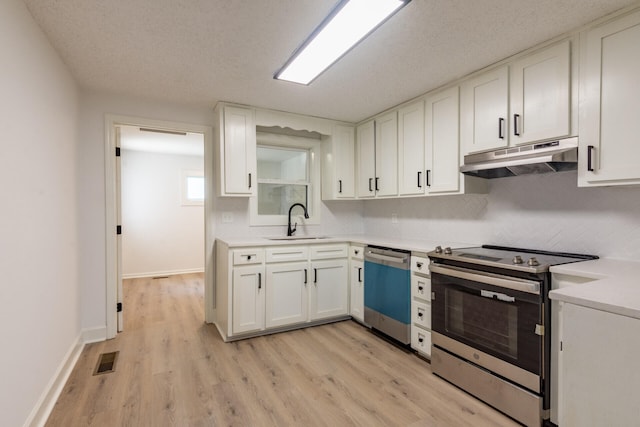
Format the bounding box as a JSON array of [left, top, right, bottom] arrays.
[[222, 212, 234, 223], [391, 213, 398, 224]]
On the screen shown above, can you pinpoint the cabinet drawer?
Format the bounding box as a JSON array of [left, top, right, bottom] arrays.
[[233, 248, 264, 265], [412, 300, 431, 329], [412, 275, 431, 301], [265, 246, 309, 263], [310, 244, 348, 260], [411, 325, 431, 358], [350, 245, 364, 261], [411, 256, 429, 275]]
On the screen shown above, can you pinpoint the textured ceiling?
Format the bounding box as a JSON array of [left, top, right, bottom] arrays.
[[23, 0, 639, 123]]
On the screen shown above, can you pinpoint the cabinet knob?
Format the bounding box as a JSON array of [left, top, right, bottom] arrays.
[[418, 286, 424, 291], [418, 337, 424, 343], [247, 255, 252, 261], [416, 262, 423, 268], [354, 249, 359, 255], [418, 312, 423, 318]]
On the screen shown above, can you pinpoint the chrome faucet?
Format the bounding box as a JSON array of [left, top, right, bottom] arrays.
[[287, 203, 309, 236]]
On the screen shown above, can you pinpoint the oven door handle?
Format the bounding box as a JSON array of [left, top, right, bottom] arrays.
[[430, 264, 540, 295], [481, 289, 515, 302]]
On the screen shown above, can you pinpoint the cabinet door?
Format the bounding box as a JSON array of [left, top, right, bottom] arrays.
[[333, 125, 355, 198], [375, 111, 399, 197], [265, 262, 308, 328], [461, 66, 509, 154], [398, 101, 425, 196], [579, 10, 640, 185], [310, 259, 349, 321], [425, 86, 460, 194], [510, 40, 571, 145], [356, 120, 376, 198], [223, 106, 256, 195], [350, 259, 364, 322], [232, 265, 265, 334], [323, 125, 355, 200], [558, 303, 640, 426]]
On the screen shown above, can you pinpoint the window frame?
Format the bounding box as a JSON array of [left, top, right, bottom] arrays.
[[249, 132, 321, 226]]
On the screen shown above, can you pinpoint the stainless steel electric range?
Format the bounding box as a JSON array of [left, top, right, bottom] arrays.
[[427, 245, 597, 427]]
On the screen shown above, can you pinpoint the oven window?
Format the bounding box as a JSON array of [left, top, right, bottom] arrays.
[[446, 288, 518, 359]]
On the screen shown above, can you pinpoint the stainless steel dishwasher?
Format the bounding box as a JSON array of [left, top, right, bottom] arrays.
[[364, 245, 411, 344]]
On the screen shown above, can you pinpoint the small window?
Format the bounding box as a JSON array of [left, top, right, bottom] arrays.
[[182, 170, 204, 205], [257, 146, 309, 215], [250, 131, 321, 226]]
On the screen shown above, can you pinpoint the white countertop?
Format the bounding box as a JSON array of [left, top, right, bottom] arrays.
[[550, 258, 640, 320], [215, 234, 475, 255]]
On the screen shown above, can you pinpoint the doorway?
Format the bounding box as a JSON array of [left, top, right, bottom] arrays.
[[105, 115, 214, 338]]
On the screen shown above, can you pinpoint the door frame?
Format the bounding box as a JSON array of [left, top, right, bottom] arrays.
[[104, 114, 214, 339]]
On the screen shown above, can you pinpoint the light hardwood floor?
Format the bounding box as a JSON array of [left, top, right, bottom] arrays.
[[46, 273, 519, 426]]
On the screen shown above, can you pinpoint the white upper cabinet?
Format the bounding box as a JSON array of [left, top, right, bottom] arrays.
[[356, 112, 399, 199], [461, 66, 510, 154], [425, 86, 461, 194], [579, 9, 640, 186], [322, 124, 355, 200], [356, 120, 376, 198], [375, 111, 399, 197], [214, 104, 257, 196], [398, 101, 426, 196], [510, 40, 571, 145], [462, 40, 572, 155]]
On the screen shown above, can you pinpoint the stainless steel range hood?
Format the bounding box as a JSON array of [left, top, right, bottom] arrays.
[[460, 137, 578, 179]]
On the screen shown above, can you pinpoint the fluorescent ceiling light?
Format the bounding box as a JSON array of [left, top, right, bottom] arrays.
[[275, 0, 410, 85]]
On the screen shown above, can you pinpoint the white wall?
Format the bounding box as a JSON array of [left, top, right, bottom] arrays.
[[362, 171, 640, 259], [0, 1, 80, 426], [121, 149, 204, 277]]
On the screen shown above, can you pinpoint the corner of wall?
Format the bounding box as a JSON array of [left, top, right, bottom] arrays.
[[23, 334, 85, 427]]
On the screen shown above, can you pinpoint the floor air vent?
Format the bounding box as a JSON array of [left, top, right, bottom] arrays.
[[94, 351, 119, 375]]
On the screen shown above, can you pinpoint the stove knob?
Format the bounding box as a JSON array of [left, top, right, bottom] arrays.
[[513, 255, 523, 264], [434, 246, 443, 254], [444, 247, 452, 255], [528, 257, 540, 266]]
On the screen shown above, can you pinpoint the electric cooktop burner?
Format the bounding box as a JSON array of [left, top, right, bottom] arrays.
[[428, 244, 598, 274]]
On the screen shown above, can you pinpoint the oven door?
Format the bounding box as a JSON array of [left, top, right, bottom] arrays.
[[431, 263, 543, 380]]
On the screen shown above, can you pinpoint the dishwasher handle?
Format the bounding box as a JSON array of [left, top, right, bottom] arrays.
[[365, 247, 410, 268]]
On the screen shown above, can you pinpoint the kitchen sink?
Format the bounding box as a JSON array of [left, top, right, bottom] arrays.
[[266, 236, 330, 241]]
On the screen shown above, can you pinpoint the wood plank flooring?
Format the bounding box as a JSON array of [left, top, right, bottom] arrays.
[[46, 273, 519, 426]]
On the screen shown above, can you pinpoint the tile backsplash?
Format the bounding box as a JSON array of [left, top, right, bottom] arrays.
[[362, 171, 640, 259], [213, 171, 640, 260]]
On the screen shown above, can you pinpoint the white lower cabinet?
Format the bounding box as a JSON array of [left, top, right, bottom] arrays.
[[310, 259, 349, 321], [350, 244, 364, 323], [411, 325, 431, 355], [410, 254, 432, 358], [232, 265, 265, 334], [265, 262, 309, 328], [217, 241, 349, 341], [558, 302, 640, 426]]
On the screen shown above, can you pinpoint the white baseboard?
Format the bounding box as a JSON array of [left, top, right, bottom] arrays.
[[24, 334, 85, 427], [123, 267, 204, 279]]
